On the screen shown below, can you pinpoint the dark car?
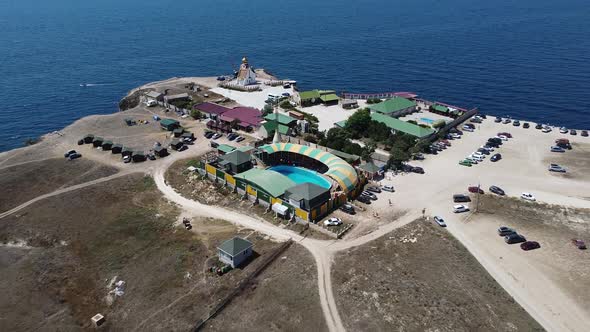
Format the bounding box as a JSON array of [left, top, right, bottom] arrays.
[[64, 149, 77, 158], [412, 166, 425, 174], [570, 129, 577, 135], [498, 226, 516, 236], [357, 195, 371, 204], [489, 185, 505, 196], [581, 130, 588, 137], [339, 204, 356, 215], [497, 132, 513, 138], [453, 194, 471, 203], [490, 153, 502, 162], [205, 132, 215, 139], [204, 130, 213, 137], [505, 233, 526, 244], [535, 123, 543, 129], [227, 133, 238, 141], [513, 120, 520, 127], [366, 186, 381, 193], [468, 186, 484, 194], [523, 123, 530, 128], [550, 146, 565, 153], [572, 239, 587, 250], [147, 153, 156, 160], [477, 148, 490, 155], [495, 117, 502, 123], [521, 241, 541, 251], [77, 139, 84, 145], [178, 145, 188, 152], [68, 153, 82, 160]]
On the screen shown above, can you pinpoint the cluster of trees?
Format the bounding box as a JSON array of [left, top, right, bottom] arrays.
[[365, 98, 382, 104], [344, 108, 392, 143], [319, 127, 375, 161]]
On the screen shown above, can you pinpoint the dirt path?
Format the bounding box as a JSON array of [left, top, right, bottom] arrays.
[[0, 171, 136, 220]]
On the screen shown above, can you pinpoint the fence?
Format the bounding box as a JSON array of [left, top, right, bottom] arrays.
[[218, 82, 261, 92], [341, 91, 418, 100], [421, 107, 479, 143], [192, 239, 294, 331]]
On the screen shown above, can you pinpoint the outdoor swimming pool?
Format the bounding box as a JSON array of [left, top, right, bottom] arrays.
[[268, 165, 331, 189], [420, 117, 435, 124]]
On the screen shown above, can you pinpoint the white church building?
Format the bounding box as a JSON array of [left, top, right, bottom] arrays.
[[235, 57, 257, 86]]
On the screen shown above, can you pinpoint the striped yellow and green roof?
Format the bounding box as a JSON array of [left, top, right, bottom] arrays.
[[259, 143, 358, 193]]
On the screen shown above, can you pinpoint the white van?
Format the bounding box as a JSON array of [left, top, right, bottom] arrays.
[[268, 94, 281, 100]]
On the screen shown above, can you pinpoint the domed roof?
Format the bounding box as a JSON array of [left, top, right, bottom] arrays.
[[241, 57, 248, 63]]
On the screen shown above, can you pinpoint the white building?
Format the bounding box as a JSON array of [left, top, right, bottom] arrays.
[[235, 57, 257, 86]]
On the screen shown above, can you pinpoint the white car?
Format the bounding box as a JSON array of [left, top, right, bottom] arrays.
[[451, 133, 461, 139], [470, 154, 484, 162], [462, 126, 474, 132], [324, 217, 343, 226], [496, 135, 508, 141], [559, 127, 568, 134], [453, 205, 470, 213], [434, 216, 447, 227], [465, 157, 478, 164], [472, 152, 485, 159], [520, 192, 536, 201], [542, 127, 552, 133], [481, 145, 494, 152]]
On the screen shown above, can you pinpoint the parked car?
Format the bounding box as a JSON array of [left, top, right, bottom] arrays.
[[489, 185, 505, 196], [535, 123, 543, 129], [498, 132, 512, 138], [382, 185, 395, 192], [502, 118, 511, 124], [366, 186, 381, 193], [178, 145, 188, 151], [570, 129, 577, 135], [462, 126, 474, 132], [550, 146, 565, 153], [361, 191, 377, 200], [412, 166, 425, 174], [505, 233, 526, 244], [513, 120, 520, 127], [434, 216, 447, 227], [465, 157, 478, 164], [521, 241, 541, 251], [235, 136, 245, 142], [497, 135, 508, 141], [542, 126, 552, 133], [339, 204, 355, 215], [64, 149, 77, 158], [468, 186, 484, 194], [548, 164, 566, 172], [523, 123, 530, 128], [559, 127, 568, 134], [498, 226, 516, 236], [147, 153, 156, 161], [357, 195, 371, 204], [68, 153, 82, 160], [212, 133, 222, 140], [490, 153, 502, 162], [464, 123, 476, 129], [453, 204, 470, 213], [571, 239, 587, 250], [459, 159, 472, 167], [77, 139, 84, 145], [495, 117, 502, 123], [123, 155, 131, 163], [453, 194, 471, 203], [581, 130, 588, 137], [413, 153, 425, 160], [205, 132, 215, 139], [477, 148, 490, 155], [520, 192, 536, 201], [324, 217, 343, 226], [227, 133, 238, 141]]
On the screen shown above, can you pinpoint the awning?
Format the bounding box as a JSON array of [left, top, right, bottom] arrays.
[[272, 203, 289, 215]]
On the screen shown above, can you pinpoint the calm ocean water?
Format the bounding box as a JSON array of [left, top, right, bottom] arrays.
[[1, 0, 589, 152]]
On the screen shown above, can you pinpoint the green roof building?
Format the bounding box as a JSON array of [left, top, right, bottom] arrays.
[[217, 144, 236, 155], [284, 183, 331, 211], [219, 150, 252, 174], [233, 168, 296, 198], [432, 104, 449, 113], [259, 121, 291, 139], [160, 118, 180, 131], [217, 237, 253, 268], [368, 97, 417, 115], [370, 112, 435, 138], [264, 113, 297, 125]]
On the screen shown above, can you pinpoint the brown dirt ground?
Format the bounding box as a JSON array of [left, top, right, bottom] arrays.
[[0, 157, 118, 212], [475, 194, 590, 309], [332, 218, 543, 332], [0, 173, 284, 331], [203, 243, 326, 331], [543, 141, 590, 182], [165, 158, 334, 240]]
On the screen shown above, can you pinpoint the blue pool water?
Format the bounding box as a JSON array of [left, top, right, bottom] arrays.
[[420, 118, 435, 124], [269, 166, 331, 189]]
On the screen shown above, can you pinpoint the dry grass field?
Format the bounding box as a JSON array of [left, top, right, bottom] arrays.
[[332, 218, 543, 332]]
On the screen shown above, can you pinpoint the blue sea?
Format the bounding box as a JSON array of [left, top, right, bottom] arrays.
[[1, 0, 589, 152]]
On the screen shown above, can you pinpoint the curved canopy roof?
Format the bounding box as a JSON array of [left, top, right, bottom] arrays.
[[260, 143, 358, 193], [233, 168, 295, 197]]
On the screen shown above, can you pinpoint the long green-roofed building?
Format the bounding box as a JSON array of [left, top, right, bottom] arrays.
[[368, 96, 417, 115], [370, 112, 435, 138], [233, 168, 296, 197]]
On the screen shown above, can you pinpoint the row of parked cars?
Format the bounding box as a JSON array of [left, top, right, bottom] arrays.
[[497, 226, 540, 250], [204, 130, 245, 142], [459, 133, 506, 166], [559, 127, 588, 137]]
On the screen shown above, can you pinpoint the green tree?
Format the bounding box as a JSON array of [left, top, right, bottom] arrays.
[[344, 108, 372, 139], [190, 109, 202, 120]]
